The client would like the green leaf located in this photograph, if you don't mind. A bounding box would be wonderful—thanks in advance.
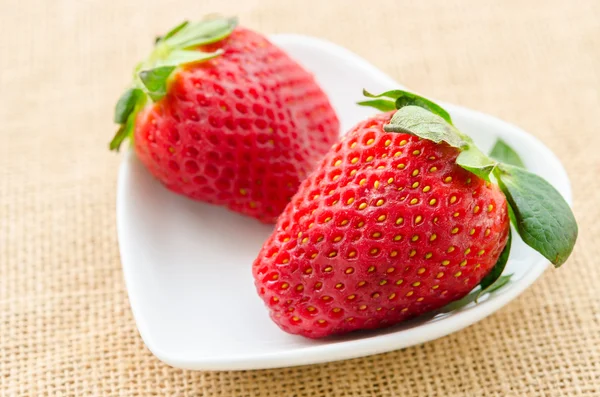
[490,138,525,168]
[383,106,467,148]
[494,164,577,267]
[476,274,513,302]
[456,146,496,181]
[164,16,238,49]
[480,228,511,291]
[114,88,143,124]
[356,99,396,112]
[363,89,453,124]
[139,66,176,102]
[162,21,190,41]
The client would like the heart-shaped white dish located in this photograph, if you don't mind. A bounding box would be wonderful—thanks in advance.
[117,34,572,370]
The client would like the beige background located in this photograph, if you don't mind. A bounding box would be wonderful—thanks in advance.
[1,0,599,395]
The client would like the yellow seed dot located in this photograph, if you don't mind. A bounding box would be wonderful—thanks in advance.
[328,251,337,258]
[433,217,439,223]
[357,221,365,228]
[417,297,424,302]
[308,223,314,229]
[271,274,279,280]
[412,282,421,287]
[377,215,387,222]
[372,293,380,299]
[350,169,357,176]
[410,250,417,257]
[358,203,367,210]
[345,267,354,274]
[366,138,374,145]
[324,266,333,272]
[350,141,357,148]
[460,260,468,267]
[450,196,457,204]
[436,272,444,279]
[347,294,356,300]
[475,263,482,268]
[415,215,423,224]
[485,229,491,236]
[292,316,300,321]
[383,139,392,147]
[318,319,326,324]
[442,260,450,266]
[396,279,404,285]
[249,202,257,208]
[465,248,471,255]
[413,150,421,156]
[429,198,437,206]
[430,234,437,242]
[394,151,402,157]
[469,228,476,235]
[333,236,342,243]
[296,285,304,292]
[370,248,379,255]
[418,268,426,275]
[401,308,409,312]
[423,186,431,193]
[466,177,472,184]
[394,235,402,241]
[411,235,419,242]
[432,285,440,289]
[307,306,315,312]
[376,307,382,311]
[357,281,366,287]
[429,166,438,172]
[390,250,398,257]
[474,205,480,214]
[366,156,374,162]
[387,178,394,184]
[345,197,355,205]
[322,295,331,301]
[332,175,340,181]
[317,236,324,242]
[451,227,459,234]
[410,198,419,205]
[335,283,343,289]
[488,204,494,212]
[453,212,460,217]
[239,188,248,196]
[425,252,433,259]
[324,217,332,223]
[368,266,375,273]
[478,249,485,256]
[282,258,289,264]
[340,219,349,226]
[375,199,385,206]
[388,293,397,300]
[334,159,342,166]
[374,180,380,188]
[372,232,381,238]
[406,291,414,297]
[454,271,462,277]
[359,178,367,185]
[397,163,406,169]
[444,176,453,183]
[380,280,388,286]
[351,157,359,164]
[412,169,419,177]
[272,297,279,302]
[333,308,341,313]
[359,305,367,310]
[310,253,317,259]
[400,140,408,146]
[283,237,290,242]
[396,217,404,225]
[281,283,289,289]
[447,246,455,253]
[328,190,335,195]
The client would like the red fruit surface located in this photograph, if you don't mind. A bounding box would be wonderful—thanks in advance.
[253,112,510,338]
[133,27,339,223]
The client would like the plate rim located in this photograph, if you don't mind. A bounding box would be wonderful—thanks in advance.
[117,33,573,371]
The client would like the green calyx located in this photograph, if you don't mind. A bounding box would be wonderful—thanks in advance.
[358,89,577,292]
[109,16,238,151]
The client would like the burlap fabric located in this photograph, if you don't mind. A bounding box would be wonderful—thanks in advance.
[1,0,599,395]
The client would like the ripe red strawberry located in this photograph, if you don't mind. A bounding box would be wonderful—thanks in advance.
[253,90,577,338]
[110,17,339,223]
[253,112,509,337]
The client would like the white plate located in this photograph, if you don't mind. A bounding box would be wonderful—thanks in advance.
[117,34,572,370]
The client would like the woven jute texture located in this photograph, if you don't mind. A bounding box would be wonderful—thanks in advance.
[1,0,599,395]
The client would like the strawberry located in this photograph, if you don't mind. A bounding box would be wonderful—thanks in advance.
[110,17,339,223]
[253,90,577,338]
